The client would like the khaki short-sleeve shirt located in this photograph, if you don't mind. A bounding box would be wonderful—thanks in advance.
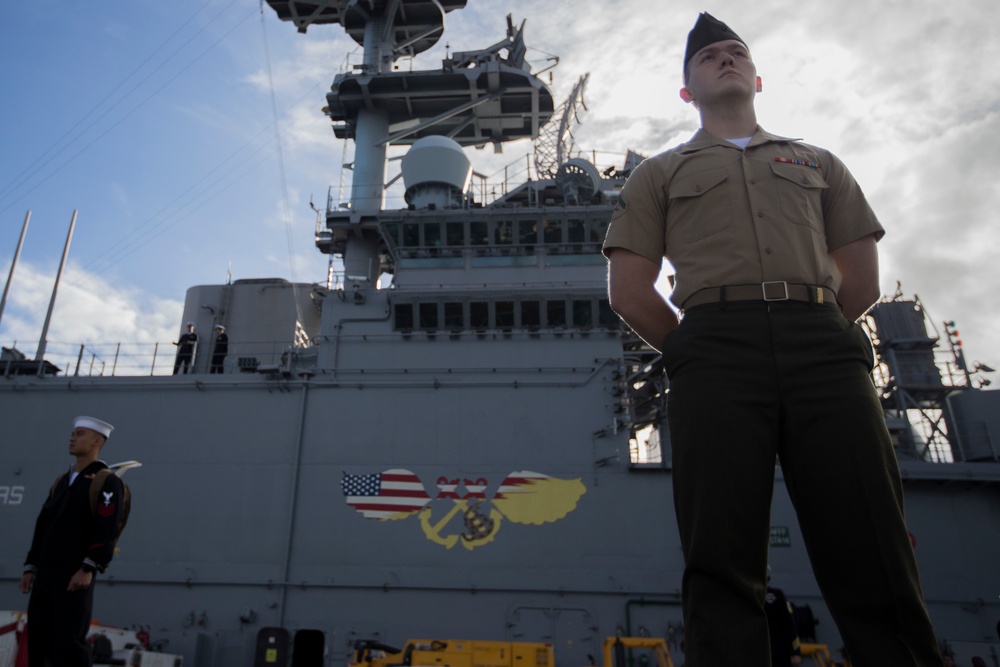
[603,127,884,309]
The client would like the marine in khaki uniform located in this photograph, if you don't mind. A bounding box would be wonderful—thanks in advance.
[603,12,943,667]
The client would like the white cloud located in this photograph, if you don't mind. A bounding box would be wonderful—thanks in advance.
[0,260,182,375]
[509,0,1000,365]
[2,0,997,371]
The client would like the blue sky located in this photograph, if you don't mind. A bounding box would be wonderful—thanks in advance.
[1,0,998,380]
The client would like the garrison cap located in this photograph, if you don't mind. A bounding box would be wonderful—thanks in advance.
[74,415,114,438]
[684,12,747,68]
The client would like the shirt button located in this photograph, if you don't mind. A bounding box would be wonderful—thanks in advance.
[764,247,773,254]
[757,210,765,217]
[694,185,703,192]
[801,176,809,184]
[750,179,757,185]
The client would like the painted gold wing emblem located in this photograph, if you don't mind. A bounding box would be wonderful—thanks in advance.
[492,470,586,525]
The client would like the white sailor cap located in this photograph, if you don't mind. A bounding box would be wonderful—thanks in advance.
[73,416,115,438]
[214,324,225,331]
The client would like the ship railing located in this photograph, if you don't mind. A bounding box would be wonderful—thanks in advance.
[2,341,152,377]
[324,149,630,216]
[1,339,310,378]
[870,345,972,393]
[474,149,627,206]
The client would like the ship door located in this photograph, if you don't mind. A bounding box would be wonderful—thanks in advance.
[292,629,325,667]
[253,627,291,667]
[508,606,597,667]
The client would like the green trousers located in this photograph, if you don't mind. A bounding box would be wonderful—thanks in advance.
[662,300,942,667]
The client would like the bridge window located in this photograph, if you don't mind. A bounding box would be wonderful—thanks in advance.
[444,302,464,329]
[521,301,540,328]
[402,223,420,248]
[519,220,538,244]
[547,300,566,327]
[470,221,488,246]
[396,297,612,334]
[470,302,489,329]
[419,303,439,330]
[424,223,442,250]
[496,301,515,328]
[446,222,465,247]
[542,218,561,244]
[573,300,593,328]
[494,221,513,245]
[394,303,414,330]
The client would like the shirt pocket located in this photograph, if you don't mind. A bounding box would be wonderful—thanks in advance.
[770,162,829,233]
[667,168,733,243]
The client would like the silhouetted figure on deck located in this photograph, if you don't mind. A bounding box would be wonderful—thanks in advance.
[210,324,228,374]
[173,322,198,375]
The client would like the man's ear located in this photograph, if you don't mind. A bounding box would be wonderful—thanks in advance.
[756,76,763,93]
[679,87,695,104]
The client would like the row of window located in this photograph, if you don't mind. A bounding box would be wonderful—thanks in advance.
[393,297,620,331]
[383,215,609,250]
[395,243,605,260]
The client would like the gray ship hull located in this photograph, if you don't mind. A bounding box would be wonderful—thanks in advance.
[2,345,1000,666]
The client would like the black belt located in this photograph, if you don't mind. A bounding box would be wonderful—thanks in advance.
[681,282,838,310]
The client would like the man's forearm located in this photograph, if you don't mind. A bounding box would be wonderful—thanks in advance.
[830,234,881,322]
[607,248,679,352]
[614,297,679,352]
[837,284,879,322]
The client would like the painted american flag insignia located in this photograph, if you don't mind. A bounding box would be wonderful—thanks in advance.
[341,469,431,521]
[342,469,586,550]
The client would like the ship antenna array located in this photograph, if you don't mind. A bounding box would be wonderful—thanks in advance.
[534,73,590,179]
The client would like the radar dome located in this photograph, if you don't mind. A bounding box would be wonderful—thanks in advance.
[401,135,472,209]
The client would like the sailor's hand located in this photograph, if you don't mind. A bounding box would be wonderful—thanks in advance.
[18,572,34,594]
[68,568,93,591]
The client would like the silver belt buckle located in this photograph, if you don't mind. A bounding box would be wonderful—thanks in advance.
[761,281,789,301]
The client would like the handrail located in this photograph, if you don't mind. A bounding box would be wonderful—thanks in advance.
[0,339,311,378]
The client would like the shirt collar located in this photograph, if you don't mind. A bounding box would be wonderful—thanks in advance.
[679,126,800,154]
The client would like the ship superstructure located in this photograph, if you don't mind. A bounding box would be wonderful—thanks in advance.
[1,3,999,667]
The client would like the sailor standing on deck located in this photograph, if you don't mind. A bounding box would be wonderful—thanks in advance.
[210,324,228,374]
[173,322,198,374]
[18,416,124,667]
[603,13,943,666]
